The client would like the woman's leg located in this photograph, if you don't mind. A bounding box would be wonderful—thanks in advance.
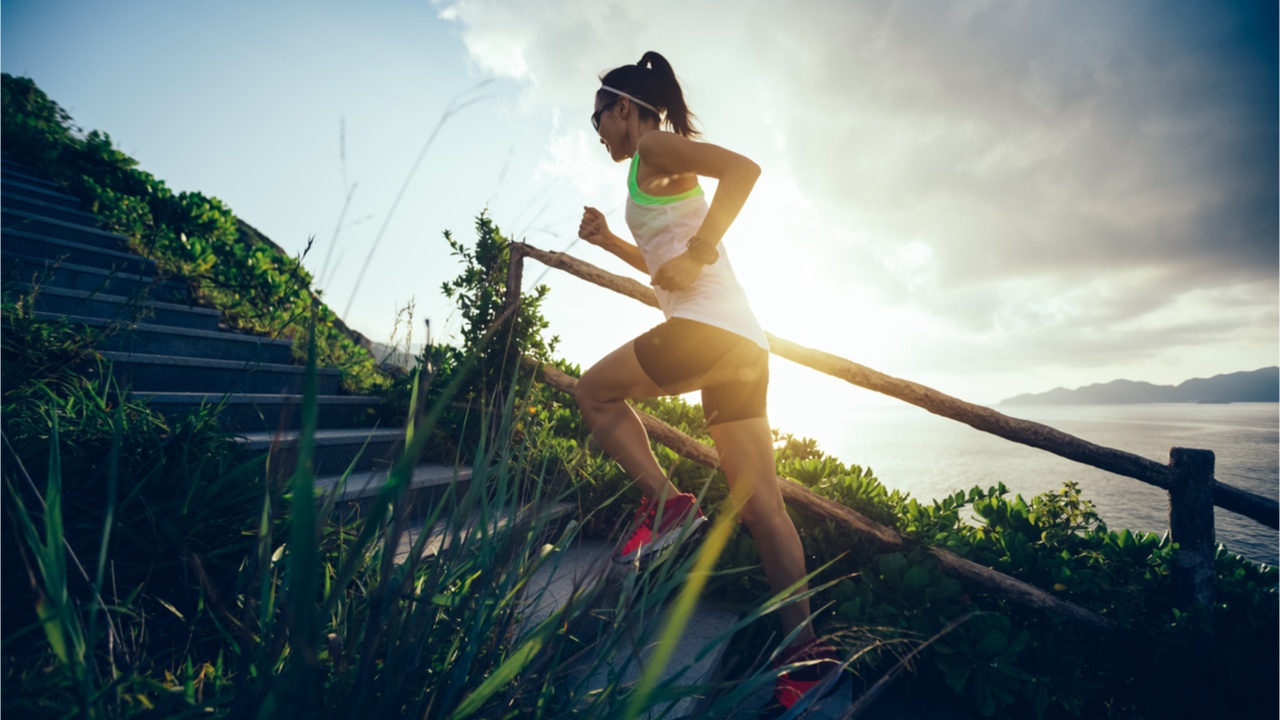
[574,341,682,502]
[709,416,816,647]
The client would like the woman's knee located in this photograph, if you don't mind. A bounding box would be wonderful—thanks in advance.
[737,484,785,528]
[574,366,623,415]
[572,371,601,411]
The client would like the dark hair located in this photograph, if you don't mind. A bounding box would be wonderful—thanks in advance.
[597,51,700,138]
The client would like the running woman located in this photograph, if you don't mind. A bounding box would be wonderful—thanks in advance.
[574,51,840,718]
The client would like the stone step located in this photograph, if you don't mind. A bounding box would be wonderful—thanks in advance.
[319,463,474,518]
[3,228,153,274]
[16,283,222,331]
[39,313,294,364]
[521,538,617,631]
[1,191,101,226]
[0,176,81,210]
[239,427,404,477]
[97,351,339,395]
[520,533,861,719]
[2,252,188,304]
[2,208,130,252]
[135,391,384,432]
[396,501,576,563]
[0,162,66,192]
[522,536,744,719]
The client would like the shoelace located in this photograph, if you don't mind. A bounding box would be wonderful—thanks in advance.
[633,496,655,524]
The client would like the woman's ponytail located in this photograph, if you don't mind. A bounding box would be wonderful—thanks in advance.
[598,51,701,138]
[637,51,699,138]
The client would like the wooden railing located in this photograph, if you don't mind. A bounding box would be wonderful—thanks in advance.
[505,241,1278,620]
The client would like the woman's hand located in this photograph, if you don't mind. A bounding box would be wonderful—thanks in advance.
[578,206,614,248]
[651,252,704,292]
[579,206,651,274]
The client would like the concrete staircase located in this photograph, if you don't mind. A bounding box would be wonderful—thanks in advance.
[0,154,468,506]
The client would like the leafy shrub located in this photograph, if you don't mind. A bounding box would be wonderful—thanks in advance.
[817,480,1279,719]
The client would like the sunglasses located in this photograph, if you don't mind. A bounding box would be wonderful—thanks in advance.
[591,97,619,132]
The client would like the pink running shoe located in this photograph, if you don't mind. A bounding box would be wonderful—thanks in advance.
[757,638,842,719]
[613,492,707,564]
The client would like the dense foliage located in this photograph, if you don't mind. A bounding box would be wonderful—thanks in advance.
[2,296,279,715]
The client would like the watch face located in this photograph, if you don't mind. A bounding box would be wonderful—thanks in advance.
[689,237,718,264]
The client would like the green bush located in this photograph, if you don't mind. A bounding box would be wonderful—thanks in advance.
[813,480,1279,718]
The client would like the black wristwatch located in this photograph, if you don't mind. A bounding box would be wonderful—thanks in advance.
[685,235,719,265]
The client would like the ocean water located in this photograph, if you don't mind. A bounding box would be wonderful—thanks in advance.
[784,402,1279,567]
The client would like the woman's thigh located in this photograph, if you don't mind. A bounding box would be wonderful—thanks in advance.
[577,340,672,403]
[632,318,764,388]
[582,318,767,406]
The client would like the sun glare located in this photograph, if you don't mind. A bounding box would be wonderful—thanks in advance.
[711,170,943,436]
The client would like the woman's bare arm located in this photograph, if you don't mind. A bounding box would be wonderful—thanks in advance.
[579,206,649,274]
[639,132,760,291]
[637,131,760,247]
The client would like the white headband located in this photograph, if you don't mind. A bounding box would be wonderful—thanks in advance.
[600,85,661,114]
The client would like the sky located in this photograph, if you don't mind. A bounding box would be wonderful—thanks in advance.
[3,0,1277,437]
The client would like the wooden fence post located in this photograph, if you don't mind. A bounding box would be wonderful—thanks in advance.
[505,243,526,316]
[1169,447,1216,616]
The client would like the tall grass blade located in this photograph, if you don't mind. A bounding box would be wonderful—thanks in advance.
[5,410,92,710]
[284,316,321,702]
[87,396,123,684]
[450,611,562,720]
[622,504,740,720]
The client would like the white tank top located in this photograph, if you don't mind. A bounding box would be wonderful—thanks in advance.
[623,152,769,350]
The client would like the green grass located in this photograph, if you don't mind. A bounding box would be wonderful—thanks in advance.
[1,305,818,718]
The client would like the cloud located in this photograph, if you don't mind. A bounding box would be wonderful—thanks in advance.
[436,0,1278,386]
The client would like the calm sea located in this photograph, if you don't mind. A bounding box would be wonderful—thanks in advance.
[783,402,1279,567]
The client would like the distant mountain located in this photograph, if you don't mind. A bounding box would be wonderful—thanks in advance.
[1000,367,1279,405]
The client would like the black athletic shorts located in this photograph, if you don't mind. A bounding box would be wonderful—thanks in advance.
[632,317,769,426]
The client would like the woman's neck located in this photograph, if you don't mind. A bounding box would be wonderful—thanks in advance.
[622,119,663,156]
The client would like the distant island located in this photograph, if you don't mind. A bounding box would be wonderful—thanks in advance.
[1000,367,1279,405]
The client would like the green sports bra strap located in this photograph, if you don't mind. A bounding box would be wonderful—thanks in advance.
[629,153,705,206]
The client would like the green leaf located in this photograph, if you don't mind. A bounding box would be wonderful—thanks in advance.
[976,630,1008,658]
[450,631,545,720]
[1033,684,1050,720]
[903,565,931,595]
[34,595,69,664]
[878,552,908,580]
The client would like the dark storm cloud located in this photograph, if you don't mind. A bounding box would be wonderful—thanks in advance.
[775,0,1277,338]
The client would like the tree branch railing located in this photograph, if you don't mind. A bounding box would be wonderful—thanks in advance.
[507,241,1278,615]
[526,358,1115,631]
